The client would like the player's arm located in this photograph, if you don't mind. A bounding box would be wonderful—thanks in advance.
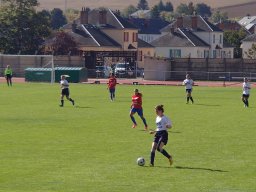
[166,118,172,129]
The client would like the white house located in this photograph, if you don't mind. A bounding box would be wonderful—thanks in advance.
[241,34,256,59]
[151,16,234,59]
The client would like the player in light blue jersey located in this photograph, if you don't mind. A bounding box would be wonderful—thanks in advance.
[149,105,173,167]
[183,74,194,104]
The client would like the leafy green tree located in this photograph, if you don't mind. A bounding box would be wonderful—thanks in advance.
[195,3,212,17]
[211,10,228,23]
[0,0,51,54]
[51,8,67,30]
[158,0,165,12]
[245,43,256,59]
[151,5,160,18]
[224,29,247,48]
[65,8,79,23]
[165,1,174,12]
[50,31,78,55]
[122,5,138,18]
[137,0,149,10]
[176,3,190,15]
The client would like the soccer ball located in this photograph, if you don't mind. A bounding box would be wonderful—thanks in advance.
[137,157,145,166]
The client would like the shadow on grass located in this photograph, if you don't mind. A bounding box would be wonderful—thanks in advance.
[143,165,227,172]
[174,166,228,172]
[194,103,220,107]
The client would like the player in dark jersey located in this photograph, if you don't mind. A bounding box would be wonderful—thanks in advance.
[107,74,117,101]
[130,89,148,130]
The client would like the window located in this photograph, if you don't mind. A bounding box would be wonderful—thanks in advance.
[138,51,143,61]
[204,50,209,58]
[132,32,138,42]
[124,32,129,42]
[220,34,222,44]
[213,50,216,58]
[213,34,215,44]
[170,49,181,58]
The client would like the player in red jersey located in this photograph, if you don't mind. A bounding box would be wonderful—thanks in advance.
[130,89,148,130]
[107,74,117,101]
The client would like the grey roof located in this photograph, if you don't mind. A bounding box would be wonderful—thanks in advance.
[127,18,170,34]
[242,34,256,42]
[138,39,154,48]
[151,28,209,47]
[161,15,222,33]
[239,16,256,26]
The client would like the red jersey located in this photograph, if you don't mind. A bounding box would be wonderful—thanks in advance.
[132,93,142,109]
[108,77,117,89]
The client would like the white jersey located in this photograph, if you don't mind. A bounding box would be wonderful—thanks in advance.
[60,79,69,89]
[183,79,193,89]
[156,115,172,132]
[243,82,251,95]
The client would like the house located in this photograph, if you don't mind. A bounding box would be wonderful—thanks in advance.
[130,10,151,19]
[241,34,256,59]
[126,18,170,43]
[216,20,251,35]
[151,15,234,59]
[45,8,154,70]
[238,16,256,34]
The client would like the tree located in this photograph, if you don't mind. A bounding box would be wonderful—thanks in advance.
[245,44,256,59]
[0,0,51,54]
[195,3,212,17]
[137,0,149,10]
[211,10,228,23]
[176,3,190,15]
[122,5,138,18]
[51,31,78,55]
[165,1,174,12]
[65,8,79,23]
[151,5,160,18]
[224,29,247,48]
[51,8,67,30]
[158,0,165,12]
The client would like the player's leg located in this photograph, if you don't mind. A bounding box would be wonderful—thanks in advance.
[241,95,247,106]
[130,109,137,128]
[138,109,148,130]
[60,94,64,107]
[112,88,116,100]
[189,92,194,103]
[157,135,173,166]
[150,142,157,166]
[245,95,249,107]
[109,88,114,101]
[9,76,12,86]
[66,89,75,105]
[186,90,190,103]
[6,76,9,86]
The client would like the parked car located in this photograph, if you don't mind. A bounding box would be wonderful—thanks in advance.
[96,66,112,78]
[114,63,129,77]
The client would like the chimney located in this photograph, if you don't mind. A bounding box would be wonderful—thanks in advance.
[191,16,197,30]
[170,25,175,33]
[99,9,107,25]
[177,17,183,28]
[72,21,77,32]
[80,7,89,25]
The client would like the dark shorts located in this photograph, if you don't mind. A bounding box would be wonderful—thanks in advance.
[131,107,143,116]
[242,94,249,99]
[6,74,12,79]
[186,89,192,93]
[154,130,168,145]
[62,88,70,96]
[109,88,115,93]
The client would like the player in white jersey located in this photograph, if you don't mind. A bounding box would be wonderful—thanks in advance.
[149,105,173,167]
[241,78,251,107]
[183,74,194,104]
[60,75,75,107]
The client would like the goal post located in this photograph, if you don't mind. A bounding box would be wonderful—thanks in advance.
[0,54,55,83]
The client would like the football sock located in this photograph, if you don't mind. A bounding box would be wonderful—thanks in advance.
[113,93,115,99]
[190,97,194,103]
[130,115,137,125]
[187,97,189,103]
[242,99,246,105]
[246,100,249,107]
[61,100,64,106]
[141,117,148,127]
[110,93,113,100]
[150,151,155,165]
[160,149,171,159]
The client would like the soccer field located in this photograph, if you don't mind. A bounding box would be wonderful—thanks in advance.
[0,83,255,192]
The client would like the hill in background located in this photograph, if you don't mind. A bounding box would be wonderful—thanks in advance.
[37,0,256,19]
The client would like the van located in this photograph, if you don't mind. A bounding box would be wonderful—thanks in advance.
[114,63,128,76]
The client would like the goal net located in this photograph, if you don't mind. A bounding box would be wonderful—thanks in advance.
[0,54,55,83]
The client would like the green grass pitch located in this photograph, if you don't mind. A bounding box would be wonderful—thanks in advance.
[0,83,255,192]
